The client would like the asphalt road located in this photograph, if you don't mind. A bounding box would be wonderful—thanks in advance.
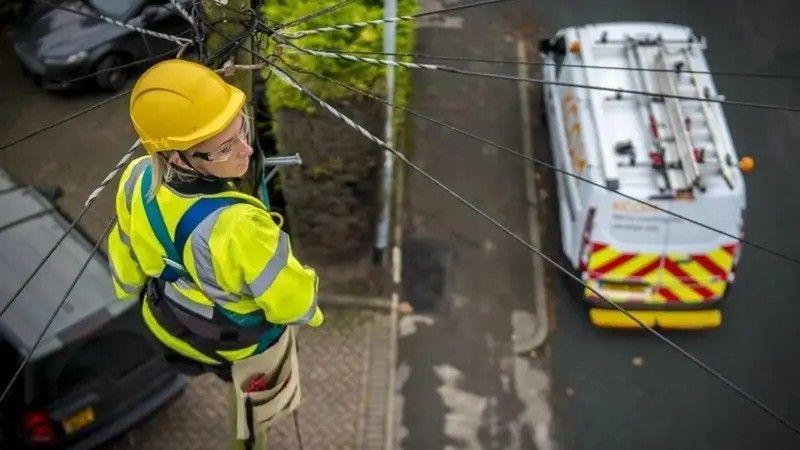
[0,36,136,242]
[3,1,799,449]
[533,1,800,449]
[397,1,551,449]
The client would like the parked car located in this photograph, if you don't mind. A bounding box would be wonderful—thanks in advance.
[11,0,192,91]
[540,23,747,329]
[0,167,185,449]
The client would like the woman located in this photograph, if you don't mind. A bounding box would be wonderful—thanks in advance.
[108,59,321,449]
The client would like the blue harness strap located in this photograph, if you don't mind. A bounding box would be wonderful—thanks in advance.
[139,165,284,349]
[140,165,244,282]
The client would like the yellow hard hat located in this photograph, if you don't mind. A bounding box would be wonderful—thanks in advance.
[130,59,245,154]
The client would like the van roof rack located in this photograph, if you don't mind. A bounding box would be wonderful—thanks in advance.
[623,37,737,192]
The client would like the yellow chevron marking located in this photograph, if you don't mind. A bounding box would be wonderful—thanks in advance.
[660,271,705,303]
[705,280,727,297]
[586,245,731,305]
[677,259,714,280]
[611,254,659,278]
[587,246,619,270]
[707,248,734,272]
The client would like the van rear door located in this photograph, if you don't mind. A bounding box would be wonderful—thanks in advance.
[585,196,742,306]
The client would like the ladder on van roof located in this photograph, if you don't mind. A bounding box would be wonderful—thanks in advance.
[625,38,736,193]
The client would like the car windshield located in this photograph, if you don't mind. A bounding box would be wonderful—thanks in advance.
[85,0,145,19]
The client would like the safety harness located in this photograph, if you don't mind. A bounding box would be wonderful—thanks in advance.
[140,165,285,366]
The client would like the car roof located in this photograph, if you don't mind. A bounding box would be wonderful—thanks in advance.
[0,168,128,360]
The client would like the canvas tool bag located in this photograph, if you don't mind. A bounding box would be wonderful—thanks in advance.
[231,326,302,440]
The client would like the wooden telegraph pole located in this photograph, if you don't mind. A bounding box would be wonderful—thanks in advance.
[203,0,264,197]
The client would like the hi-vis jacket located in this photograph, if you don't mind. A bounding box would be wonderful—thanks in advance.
[108,156,321,365]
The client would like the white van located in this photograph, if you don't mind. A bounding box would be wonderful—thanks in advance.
[540,23,747,329]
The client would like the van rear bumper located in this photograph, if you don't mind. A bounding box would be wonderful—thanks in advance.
[584,292,723,310]
[583,278,728,308]
[589,308,721,329]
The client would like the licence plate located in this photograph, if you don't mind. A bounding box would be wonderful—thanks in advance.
[601,281,648,293]
[62,407,95,435]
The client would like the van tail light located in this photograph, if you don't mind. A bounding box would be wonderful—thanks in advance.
[725,242,741,282]
[23,411,58,446]
[578,207,597,271]
[728,209,745,280]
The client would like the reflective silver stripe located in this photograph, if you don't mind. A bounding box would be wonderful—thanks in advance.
[289,295,318,325]
[109,260,140,294]
[247,231,290,298]
[118,225,131,247]
[164,283,214,320]
[190,208,239,304]
[116,224,141,265]
[124,158,150,211]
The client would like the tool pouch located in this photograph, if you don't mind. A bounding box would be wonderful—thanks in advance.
[231,326,302,440]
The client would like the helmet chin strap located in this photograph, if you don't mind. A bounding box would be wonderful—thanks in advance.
[176,151,201,173]
[172,151,219,181]
[170,151,241,182]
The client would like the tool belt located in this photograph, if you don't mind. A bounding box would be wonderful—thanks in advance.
[232,326,302,442]
[145,279,285,367]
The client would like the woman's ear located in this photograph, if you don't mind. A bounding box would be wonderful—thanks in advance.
[167,151,182,165]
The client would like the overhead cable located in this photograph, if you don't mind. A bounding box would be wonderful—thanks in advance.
[267,60,800,438]
[280,59,800,266]
[0,28,249,152]
[0,218,116,404]
[286,47,800,113]
[280,0,519,38]
[170,0,195,24]
[0,90,131,151]
[178,9,800,438]
[309,48,800,81]
[283,58,800,264]
[3,7,270,329]
[58,43,188,87]
[32,0,192,46]
[277,0,357,31]
[1,140,140,317]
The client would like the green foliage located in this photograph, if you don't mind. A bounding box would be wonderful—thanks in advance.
[262,0,418,117]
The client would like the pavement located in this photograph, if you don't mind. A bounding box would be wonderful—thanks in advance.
[0,36,131,242]
[0,34,397,450]
[395,1,554,449]
[107,306,393,450]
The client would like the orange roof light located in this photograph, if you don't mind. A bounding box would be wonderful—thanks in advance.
[739,156,755,173]
[569,41,581,54]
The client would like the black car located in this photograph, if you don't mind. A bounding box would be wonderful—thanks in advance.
[0,168,185,449]
[11,0,191,91]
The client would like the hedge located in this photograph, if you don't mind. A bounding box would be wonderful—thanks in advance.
[262,0,418,126]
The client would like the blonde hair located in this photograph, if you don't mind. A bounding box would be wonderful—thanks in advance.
[147,151,202,200]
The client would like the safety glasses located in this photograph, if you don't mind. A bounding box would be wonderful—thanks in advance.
[190,115,250,162]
